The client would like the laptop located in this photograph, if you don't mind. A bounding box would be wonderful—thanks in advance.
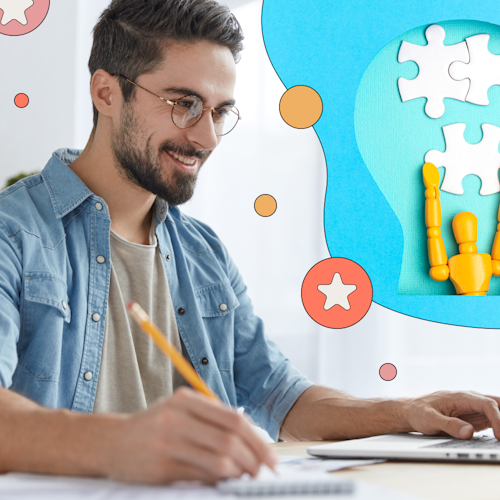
[307,429,500,463]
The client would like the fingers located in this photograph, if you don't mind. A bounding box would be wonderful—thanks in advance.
[422,392,500,439]
[459,413,491,430]
[165,462,219,485]
[429,410,474,439]
[171,388,277,469]
[454,394,500,439]
[168,440,244,479]
[171,411,262,477]
[479,397,500,439]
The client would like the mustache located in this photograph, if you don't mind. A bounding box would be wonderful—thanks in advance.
[162,142,210,161]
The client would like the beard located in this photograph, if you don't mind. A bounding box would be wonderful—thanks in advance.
[111,103,210,206]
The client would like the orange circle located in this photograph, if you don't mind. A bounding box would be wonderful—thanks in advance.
[279,85,323,129]
[14,94,29,108]
[254,195,277,217]
[301,258,373,329]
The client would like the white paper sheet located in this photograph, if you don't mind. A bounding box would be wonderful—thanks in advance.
[0,455,420,500]
[277,455,386,472]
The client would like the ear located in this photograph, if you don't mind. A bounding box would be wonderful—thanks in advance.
[91,69,122,122]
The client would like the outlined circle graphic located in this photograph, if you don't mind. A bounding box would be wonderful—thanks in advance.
[14,93,29,108]
[379,363,397,381]
[279,85,323,129]
[301,258,373,329]
[254,194,277,217]
[0,0,50,36]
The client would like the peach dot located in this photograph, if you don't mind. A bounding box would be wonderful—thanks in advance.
[14,94,29,108]
[379,363,397,381]
[255,195,277,217]
[279,85,323,129]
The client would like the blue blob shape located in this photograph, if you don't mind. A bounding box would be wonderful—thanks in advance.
[262,0,500,327]
[354,21,500,296]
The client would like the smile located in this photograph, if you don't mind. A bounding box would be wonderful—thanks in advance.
[163,149,198,171]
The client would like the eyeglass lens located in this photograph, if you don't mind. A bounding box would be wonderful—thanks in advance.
[171,96,239,136]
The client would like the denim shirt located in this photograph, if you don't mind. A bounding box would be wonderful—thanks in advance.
[0,148,313,440]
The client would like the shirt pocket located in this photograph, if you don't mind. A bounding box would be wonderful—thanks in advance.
[195,282,239,372]
[18,273,71,381]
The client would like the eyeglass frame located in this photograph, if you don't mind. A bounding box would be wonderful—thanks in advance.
[113,74,241,136]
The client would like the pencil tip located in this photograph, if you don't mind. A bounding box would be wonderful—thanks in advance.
[127,301,136,311]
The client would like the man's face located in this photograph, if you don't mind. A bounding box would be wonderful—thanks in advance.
[111,40,237,206]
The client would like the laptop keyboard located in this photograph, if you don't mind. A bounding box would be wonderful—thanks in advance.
[424,435,500,449]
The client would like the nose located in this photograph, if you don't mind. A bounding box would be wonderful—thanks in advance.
[184,108,219,151]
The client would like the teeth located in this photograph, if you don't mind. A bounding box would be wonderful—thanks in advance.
[167,151,196,165]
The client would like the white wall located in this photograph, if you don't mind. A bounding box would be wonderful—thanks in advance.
[181,1,329,381]
[0,0,77,187]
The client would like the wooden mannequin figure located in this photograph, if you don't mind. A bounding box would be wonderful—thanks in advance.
[422,162,500,295]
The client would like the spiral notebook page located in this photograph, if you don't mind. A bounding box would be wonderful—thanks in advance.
[217,465,354,496]
[216,456,387,496]
[0,471,424,500]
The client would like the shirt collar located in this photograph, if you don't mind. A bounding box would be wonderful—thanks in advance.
[42,148,169,224]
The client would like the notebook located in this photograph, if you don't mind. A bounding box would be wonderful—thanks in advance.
[217,463,354,496]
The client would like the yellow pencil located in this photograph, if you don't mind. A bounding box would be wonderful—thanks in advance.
[127,301,219,402]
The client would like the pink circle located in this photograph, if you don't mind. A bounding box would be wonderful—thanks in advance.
[0,0,50,36]
[379,363,397,381]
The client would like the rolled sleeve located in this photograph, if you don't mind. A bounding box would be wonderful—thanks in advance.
[225,246,314,441]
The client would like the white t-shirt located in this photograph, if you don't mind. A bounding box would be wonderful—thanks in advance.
[93,213,186,413]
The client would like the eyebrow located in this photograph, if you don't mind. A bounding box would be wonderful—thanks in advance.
[162,87,236,107]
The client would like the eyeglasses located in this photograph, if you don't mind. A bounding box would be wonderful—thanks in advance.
[115,74,241,136]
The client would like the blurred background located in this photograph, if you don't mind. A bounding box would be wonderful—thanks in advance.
[1,0,500,439]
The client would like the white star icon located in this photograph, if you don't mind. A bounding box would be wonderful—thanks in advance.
[0,0,34,26]
[317,273,357,311]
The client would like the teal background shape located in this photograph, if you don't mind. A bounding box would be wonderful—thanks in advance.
[354,20,500,296]
[262,0,500,328]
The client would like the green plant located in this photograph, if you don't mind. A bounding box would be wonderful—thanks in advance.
[4,172,39,189]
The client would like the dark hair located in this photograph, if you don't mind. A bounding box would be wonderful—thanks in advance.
[88,0,244,134]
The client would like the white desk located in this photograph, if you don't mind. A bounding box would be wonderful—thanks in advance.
[0,441,493,499]
[273,441,498,500]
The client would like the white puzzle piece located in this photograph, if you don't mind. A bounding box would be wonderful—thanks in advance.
[425,123,500,195]
[398,24,470,118]
[449,34,500,106]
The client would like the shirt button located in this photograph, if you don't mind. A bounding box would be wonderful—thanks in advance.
[165,254,171,261]
[95,202,103,211]
[84,371,93,381]
[62,301,67,310]
[96,255,106,264]
[201,357,209,365]
[177,307,185,315]
[92,313,101,322]
[219,303,227,312]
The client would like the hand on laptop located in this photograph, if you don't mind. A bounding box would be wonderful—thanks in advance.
[402,390,500,440]
[104,387,277,484]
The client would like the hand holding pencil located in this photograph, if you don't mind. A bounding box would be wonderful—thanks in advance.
[117,300,277,484]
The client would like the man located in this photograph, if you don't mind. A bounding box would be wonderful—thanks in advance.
[0,0,499,486]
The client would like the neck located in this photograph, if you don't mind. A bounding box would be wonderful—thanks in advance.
[68,132,156,245]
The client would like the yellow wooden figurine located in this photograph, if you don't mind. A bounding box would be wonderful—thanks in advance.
[423,162,494,295]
